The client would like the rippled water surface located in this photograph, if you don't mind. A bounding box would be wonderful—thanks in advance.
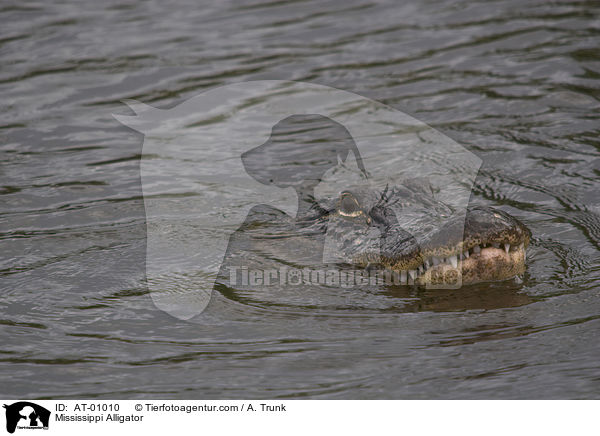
[2,0,600,399]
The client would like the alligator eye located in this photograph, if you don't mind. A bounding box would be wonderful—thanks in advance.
[338,193,362,217]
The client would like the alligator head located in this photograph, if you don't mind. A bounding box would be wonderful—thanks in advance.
[322,178,531,286]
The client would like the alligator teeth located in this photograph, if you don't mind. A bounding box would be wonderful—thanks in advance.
[464,250,469,258]
[400,271,407,284]
[519,242,524,251]
[418,265,424,275]
[432,257,440,266]
[504,243,510,254]
[449,255,458,268]
[425,259,431,269]
[492,242,500,248]
[472,245,481,254]
[408,270,416,281]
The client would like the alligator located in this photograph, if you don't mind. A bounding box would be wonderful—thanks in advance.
[216,114,531,290]
[217,179,531,289]
[322,180,531,286]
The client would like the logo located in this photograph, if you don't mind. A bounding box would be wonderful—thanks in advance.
[3,402,50,434]
[115,80,481,320]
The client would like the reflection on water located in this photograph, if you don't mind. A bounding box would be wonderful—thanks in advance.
[382,282,533,313]
[1,0,599,399]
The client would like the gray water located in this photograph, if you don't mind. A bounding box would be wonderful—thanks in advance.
[2,0,600,399]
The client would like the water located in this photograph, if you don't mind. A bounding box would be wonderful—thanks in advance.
[1,0,599,399]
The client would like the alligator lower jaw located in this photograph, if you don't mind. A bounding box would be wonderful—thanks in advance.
[387,242,528,286]
[417,243,527,286]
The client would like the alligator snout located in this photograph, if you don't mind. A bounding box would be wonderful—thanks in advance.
[415,206,531,285]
